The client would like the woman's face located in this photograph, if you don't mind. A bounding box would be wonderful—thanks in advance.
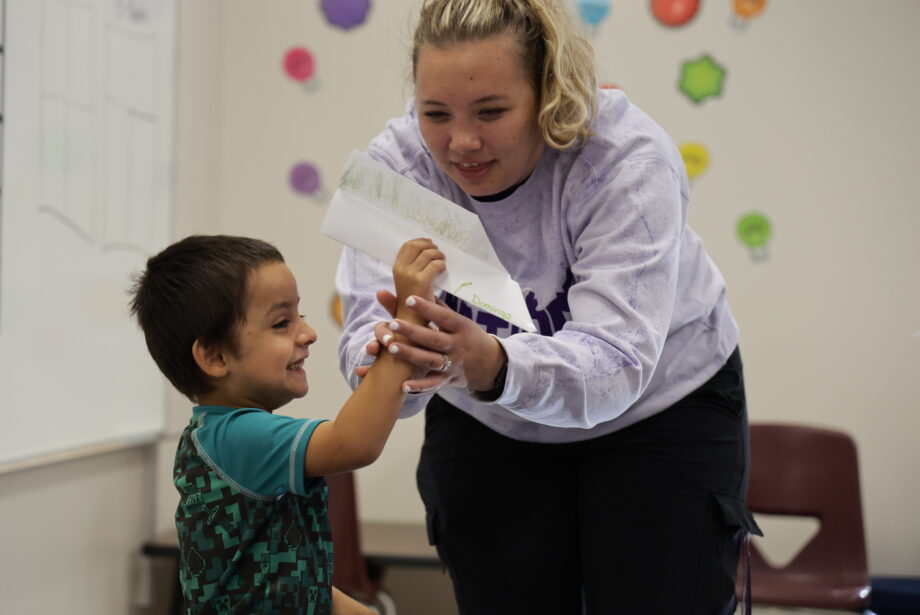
[415,33,544,197]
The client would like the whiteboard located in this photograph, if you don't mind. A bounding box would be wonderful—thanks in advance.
[0,0,175,466]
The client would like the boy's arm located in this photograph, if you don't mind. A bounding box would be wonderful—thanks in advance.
[332,587,376,615]
[305,238,444,477]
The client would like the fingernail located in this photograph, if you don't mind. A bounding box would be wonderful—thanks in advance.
[406,296,417,307]
[389,321,400,331]
[402,384,413,393]
[382,333,393,345]
[388,344,399,354]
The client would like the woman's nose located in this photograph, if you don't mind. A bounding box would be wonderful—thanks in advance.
[449,122,482,153]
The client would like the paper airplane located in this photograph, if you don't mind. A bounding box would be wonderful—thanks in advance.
[320,150,536,332]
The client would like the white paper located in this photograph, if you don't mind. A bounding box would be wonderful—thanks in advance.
[320,150,537,332]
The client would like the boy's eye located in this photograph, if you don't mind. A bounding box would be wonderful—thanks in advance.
[272,319,290,329]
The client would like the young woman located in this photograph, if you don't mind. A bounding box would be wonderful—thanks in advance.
[335,1,760,613]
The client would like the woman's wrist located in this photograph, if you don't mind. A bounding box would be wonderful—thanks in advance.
[471,358,507,402]
[470,337,508,400]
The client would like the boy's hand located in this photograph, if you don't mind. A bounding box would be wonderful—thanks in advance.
[332,587,377,615]
[392,238,445,326]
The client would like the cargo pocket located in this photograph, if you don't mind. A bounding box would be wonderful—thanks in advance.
[713,492,762,542]
[417,454,449,572]
[714,493,762,615]
[424,507,439,547]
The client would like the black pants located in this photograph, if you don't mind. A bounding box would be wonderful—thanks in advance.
[417,348,759,615]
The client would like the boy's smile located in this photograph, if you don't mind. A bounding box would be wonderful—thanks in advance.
[209,261,317,411]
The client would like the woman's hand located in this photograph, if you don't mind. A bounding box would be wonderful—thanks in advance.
[357,292,507,395]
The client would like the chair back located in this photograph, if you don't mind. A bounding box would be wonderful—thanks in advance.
[743,422,871,610]
[326,471,376,602]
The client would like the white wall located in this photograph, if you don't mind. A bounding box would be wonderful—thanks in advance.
[208,0,428,525]
[0,3,222,615]
[4,6,911,613]
[153,0,225,537]
[0,448,155,614]
[591,1,920,575]
[198,0,920,576]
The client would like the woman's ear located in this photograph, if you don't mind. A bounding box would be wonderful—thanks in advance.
[192,338,229,379]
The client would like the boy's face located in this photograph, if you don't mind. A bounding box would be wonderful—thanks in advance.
[216,261,317,411]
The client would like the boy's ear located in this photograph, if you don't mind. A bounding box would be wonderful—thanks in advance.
[192,338,229,379]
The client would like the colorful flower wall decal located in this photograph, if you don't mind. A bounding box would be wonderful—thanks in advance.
[330,293,343,327]
[679,142,710,180]
[730,0,767,29]
[289,161,327,201]
[321,0,371,30]
[283,46,319,91]
[737,212,772,261]
[650,0,700,28]
[577,0,612,30]
[679,53,726,104]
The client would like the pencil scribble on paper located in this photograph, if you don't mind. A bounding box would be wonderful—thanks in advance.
[339,156,476,249]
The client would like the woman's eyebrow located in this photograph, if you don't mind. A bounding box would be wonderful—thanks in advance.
[472,95,509,104]
[420,95,510,106]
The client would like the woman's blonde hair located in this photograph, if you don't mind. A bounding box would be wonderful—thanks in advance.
[412,0,597,150]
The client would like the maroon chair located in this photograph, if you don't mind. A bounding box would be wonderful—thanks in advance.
[326,471,395,613]
[738,423,874,613]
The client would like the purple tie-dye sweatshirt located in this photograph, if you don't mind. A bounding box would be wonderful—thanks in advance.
[335,89,739,443]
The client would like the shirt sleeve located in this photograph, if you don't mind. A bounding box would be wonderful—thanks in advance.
[492,156,686,428]
[193,409,326,498]
[334,111,440,419]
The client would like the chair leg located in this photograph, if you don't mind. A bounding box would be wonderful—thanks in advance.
[170,554,182,615]
[375,589,397,615]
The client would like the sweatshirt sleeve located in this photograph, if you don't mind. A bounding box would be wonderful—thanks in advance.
[487,155,687,429]
[334,107,439,418]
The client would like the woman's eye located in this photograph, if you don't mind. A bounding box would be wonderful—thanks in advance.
[423,111,449,121]
[480,108,507,119]
[272,319,290,329]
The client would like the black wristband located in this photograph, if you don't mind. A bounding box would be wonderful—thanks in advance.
[471,359,508,402]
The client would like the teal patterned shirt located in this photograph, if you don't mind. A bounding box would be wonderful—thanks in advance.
[174,406,332,614]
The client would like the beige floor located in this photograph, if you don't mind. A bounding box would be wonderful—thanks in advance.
[140,560,863,615]
[380,567,863,615]
[744,610,861,615]
[379,566,457,615]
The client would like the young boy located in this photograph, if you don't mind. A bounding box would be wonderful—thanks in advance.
[130,234,444,615]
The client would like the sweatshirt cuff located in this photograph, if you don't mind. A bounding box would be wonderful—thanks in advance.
[489,336,535,409]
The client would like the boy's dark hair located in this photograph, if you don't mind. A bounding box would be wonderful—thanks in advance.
[129,235,284,401]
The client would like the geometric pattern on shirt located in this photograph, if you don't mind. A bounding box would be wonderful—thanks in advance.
[173,426,333,615]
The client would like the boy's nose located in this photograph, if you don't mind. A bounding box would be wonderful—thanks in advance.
[298,321,317,346]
